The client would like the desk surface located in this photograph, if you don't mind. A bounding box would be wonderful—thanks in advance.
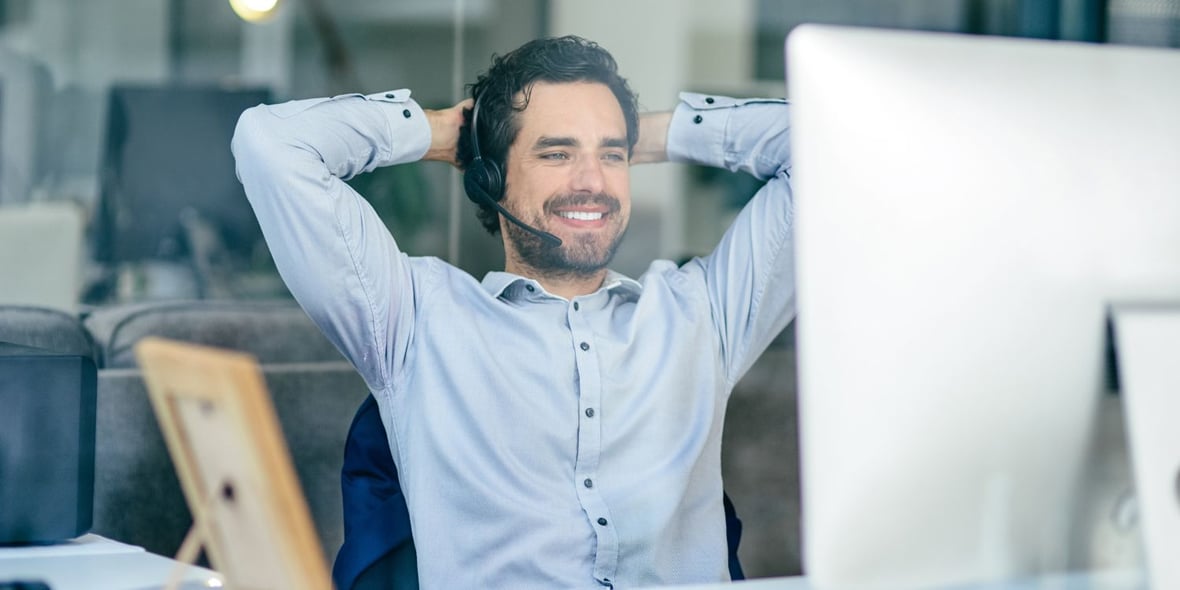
[641,568,1145,590]
[0,535,221,590]
[0,537,1146,590]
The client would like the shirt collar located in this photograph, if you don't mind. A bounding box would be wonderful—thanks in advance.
[481,270,642,301]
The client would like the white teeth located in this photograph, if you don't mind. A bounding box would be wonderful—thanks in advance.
[559,211,603,221]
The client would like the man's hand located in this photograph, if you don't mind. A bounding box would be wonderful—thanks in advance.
[631,111,673,165]
[423,98,474,167]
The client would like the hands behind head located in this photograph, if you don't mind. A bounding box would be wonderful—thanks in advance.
[425,99,670,168]
[424,98,474,167]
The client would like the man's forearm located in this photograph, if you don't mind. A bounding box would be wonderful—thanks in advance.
[666,94,790,180]
[233,91,431,184]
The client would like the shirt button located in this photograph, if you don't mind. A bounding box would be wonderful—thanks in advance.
[583,478,593,488]
[597,517,608,526]
[705,96,715,104]
[693,114,703,124]
[403,109,412,118]
[573,301,580,311]
[580,342,590,351]
[385,92,396,99]
[585,408,595,418]
[526,285,535,292]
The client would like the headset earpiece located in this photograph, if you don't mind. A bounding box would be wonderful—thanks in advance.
[463,156,504,205]
[463,96,505,204]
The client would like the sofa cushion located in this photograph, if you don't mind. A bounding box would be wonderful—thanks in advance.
[0,304,96,358]
[83,299,343,368]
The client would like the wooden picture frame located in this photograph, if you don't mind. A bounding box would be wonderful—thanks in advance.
[134,337,332,590]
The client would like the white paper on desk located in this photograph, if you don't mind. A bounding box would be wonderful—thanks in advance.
[0,534,145,559]
[1112,306,1180,590]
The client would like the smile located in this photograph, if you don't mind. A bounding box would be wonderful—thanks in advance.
[558,211,604,221]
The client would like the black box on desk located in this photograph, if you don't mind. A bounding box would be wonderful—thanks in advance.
[0,341,96,544]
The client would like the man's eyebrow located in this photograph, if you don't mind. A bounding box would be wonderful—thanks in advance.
[601,137,628,149]
[532,136,628,150]
[533,136,578,150]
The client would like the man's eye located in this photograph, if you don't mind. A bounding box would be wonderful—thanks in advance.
[540,152,568,160]
[604,152,627,162]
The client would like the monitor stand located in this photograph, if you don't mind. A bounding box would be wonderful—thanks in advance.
[1111,304,1180,589]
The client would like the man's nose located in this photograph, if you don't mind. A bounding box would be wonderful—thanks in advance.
[571,156,606,193]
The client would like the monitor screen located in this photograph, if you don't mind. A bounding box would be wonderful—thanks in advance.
[95,84,271,265]
[789,25,1180,588]
[0,341,97,544]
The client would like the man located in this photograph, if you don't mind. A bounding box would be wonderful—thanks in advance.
[232,35,793,589]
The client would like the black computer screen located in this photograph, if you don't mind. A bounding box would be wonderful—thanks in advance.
[0,341,96,544]
[95,84,271,264]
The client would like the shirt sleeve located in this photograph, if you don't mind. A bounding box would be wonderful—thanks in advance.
[230,89,432,391]
[666,92,796,385]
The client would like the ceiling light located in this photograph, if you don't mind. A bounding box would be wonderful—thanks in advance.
[229,0,282,23]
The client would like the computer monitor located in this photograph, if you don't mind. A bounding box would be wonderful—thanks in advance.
[95,84,271,267]
[788,25,1180,589]
[0,341,97,545]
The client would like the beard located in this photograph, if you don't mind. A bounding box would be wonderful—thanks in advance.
[503,192,626,280]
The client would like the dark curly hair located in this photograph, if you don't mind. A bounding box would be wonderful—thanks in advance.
[458,35,640,235]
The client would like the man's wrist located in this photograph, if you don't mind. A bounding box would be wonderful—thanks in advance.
[631,112,673,165]
[422,98,473,167]
[423,109,458,165]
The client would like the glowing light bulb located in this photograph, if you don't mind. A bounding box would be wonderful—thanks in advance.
[229,0,281,22]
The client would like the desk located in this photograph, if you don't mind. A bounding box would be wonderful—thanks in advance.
[1,538,1147,590]
[0,535,221,590]
[644,568,1146,589]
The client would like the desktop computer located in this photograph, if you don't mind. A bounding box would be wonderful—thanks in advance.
[788,25,1180,589]
[0,342,96,544]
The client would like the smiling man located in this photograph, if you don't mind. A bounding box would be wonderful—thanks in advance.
[232,36,794,589]
[495,81,631,294]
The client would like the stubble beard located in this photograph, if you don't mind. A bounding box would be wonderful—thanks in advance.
[504,193,626,281]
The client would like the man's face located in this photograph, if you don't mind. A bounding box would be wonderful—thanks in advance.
[500,81,631,276]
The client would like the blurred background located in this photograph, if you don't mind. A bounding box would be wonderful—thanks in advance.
[0,0,1176,579]
[0,0,1176,310]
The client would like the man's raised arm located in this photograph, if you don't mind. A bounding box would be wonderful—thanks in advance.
[664,93,794,385]
[231,90,462,390]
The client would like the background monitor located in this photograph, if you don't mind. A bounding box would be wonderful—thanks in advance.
[789,25,1180,588]
[0,341,96,545]
[95,84,271,268]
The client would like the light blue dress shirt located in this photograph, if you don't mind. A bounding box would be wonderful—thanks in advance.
[232,89,794,589]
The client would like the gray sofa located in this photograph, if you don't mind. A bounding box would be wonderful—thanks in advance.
[1,301,801,579]
[80,300,369,567]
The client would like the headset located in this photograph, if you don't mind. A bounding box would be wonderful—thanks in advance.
[463,94,562,247]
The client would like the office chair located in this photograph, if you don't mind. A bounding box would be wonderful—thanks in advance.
[335,395,745,590]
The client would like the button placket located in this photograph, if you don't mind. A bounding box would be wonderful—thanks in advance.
[567,299,618,582]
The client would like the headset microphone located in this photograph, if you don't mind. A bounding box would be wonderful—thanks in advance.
[463,95,563,248]
[481,191,563,248]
